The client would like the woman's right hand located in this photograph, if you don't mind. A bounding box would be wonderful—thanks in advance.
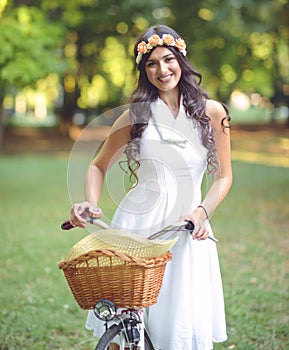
[70,201,102,228]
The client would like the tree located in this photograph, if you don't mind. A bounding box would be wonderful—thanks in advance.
[0,1,66,149]
[40,0,161,127]
[1,0,288,140]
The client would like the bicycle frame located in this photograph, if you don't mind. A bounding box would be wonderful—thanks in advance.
[94,302,149,350]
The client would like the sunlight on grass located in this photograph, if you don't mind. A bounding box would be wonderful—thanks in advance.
[232,149,289,168]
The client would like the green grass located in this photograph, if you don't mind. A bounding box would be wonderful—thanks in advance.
[213,162,289,350]
[0,155,288,349]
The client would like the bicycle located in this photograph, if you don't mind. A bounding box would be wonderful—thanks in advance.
[91,299,154,350]
[60,209,218,350]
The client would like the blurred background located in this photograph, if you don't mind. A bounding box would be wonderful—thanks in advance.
[0,0,288,146]
[0,1,288,349]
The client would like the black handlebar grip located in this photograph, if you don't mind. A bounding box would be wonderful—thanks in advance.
[61,220,75,230]
[61,207,102,231]
[185,220,195,231]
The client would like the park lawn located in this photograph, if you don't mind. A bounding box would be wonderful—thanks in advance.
[213,161,289,350]
[0,154,288,349]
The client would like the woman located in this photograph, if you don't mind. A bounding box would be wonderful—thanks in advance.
[70,24,232,350]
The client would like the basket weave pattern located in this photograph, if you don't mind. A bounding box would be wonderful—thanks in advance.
[58,248,172,309]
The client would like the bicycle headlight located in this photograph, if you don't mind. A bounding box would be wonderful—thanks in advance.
[93,299,117,321]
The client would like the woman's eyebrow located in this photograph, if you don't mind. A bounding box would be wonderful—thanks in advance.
[146,53,175,63]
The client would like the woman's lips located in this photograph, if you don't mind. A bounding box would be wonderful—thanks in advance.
[158,74,172,83]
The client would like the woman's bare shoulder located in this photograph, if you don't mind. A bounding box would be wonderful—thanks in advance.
[111,109,131,132]
[205,99,227,118]
[205,99,230,129]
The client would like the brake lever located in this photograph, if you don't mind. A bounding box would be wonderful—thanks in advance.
[148,220,218,243]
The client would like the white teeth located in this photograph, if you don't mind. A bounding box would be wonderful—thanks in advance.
[158,75,171,82]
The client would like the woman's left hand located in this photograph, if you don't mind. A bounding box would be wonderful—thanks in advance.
[183,207,209,240]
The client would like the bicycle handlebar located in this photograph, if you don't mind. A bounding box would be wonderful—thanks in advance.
[61,207,109,230]
[61,209,217,243]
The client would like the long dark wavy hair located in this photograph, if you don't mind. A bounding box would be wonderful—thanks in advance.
[123,24,230,185]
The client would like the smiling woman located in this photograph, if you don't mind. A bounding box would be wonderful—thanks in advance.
[69,24,232,350]
[145,47,182,108]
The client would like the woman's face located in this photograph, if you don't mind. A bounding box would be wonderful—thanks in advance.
[144,47,182,94]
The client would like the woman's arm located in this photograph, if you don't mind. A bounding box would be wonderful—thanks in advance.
[184,99,232,239]
[200,99,232,216]
[70,110,131,227]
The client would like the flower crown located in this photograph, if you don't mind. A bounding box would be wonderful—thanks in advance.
[136,34,187,64]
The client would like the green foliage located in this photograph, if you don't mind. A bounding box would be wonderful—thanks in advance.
[0,0,288,119]
[0,5,66,87]
[169,0,289,100]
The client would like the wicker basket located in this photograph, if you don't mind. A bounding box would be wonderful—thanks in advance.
[58,248,172,309]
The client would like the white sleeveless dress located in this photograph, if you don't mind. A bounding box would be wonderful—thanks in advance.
[86,97,227,349]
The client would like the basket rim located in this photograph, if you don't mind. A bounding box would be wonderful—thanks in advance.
[58,248,172,270]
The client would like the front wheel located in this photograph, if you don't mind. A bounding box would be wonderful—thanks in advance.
[144,329,155,350]
[95,324,122,350]
[95,324,155,350]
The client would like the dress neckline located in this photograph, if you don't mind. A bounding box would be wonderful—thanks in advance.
[150,96,188,148]
[157,95,184,120]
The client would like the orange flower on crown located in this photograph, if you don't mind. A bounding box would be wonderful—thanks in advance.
[136,33,187,64]
[137,41,149,54]
[148,34,162,47]
[175,38,187,52]
[162,34,175,46]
